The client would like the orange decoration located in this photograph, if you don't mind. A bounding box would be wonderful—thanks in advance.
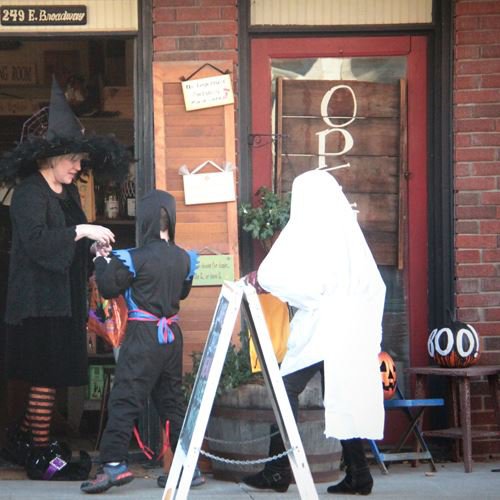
[87,274,128,348]
[427,322,480,368]
[378,351,397,400]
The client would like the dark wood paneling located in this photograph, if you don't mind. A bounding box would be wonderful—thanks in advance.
[282,117,399,156]
[277,79,404,266]
[282,79,399,117]
[280,156,398,194]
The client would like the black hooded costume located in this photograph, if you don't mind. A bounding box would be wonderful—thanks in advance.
[93,189,195,463]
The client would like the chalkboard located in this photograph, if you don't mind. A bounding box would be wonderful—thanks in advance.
[161,281,318,500]
[179,294,229,453]
[162,282,243,500]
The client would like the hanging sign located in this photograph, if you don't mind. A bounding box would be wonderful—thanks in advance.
[192,255,234,286]
[181,74,234,111]
[181,160,236,205]
[0,5,87,26]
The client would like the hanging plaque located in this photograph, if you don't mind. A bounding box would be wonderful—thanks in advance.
[192,255,235,286]
[181,74,234,111]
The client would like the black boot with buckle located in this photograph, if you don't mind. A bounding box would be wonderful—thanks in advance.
[327,439,373,495]
[242,424,292,493]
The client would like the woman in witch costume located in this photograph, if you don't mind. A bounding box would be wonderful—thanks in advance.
[0,77,130,480]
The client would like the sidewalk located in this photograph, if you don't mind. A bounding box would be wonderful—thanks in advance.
[1,460,499,499]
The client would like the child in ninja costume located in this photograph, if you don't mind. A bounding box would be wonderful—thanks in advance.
[81,189,204,494]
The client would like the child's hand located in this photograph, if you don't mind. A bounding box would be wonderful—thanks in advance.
[245,271,268,294]
[91,241,113,258]
[96,242,113,257]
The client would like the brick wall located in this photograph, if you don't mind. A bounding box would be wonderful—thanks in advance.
[454,0,500,456]
[153,0,238,62]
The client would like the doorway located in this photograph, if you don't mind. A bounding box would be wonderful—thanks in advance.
[250,36,429,439]
[0,36,136,450]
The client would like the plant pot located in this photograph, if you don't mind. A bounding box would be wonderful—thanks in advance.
[205,373,341,483]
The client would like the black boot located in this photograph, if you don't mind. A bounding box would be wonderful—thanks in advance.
[1,424,33,466]
[243,467,291,493]
[242,424,292,493]
[27,441,91,481]
[25,441,81,480]
[327,439,373,495]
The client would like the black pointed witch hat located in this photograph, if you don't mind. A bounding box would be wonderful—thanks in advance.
[0,76,131,185]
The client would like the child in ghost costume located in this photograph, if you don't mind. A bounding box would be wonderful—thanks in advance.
[243,170,386,495]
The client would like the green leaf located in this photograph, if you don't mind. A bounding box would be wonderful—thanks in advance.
[238,187,291,241]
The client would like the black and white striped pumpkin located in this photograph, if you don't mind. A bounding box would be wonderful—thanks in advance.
[427,322,480,368]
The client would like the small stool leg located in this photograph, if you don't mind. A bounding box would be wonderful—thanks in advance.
[487,375,500,429]
[450,379,460,462]
[459,377,472,473]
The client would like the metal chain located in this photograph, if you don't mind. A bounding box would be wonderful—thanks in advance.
[199,447,292,466]
[203,429,280,446]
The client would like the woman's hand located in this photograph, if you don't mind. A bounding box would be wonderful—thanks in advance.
[75,224,115,245]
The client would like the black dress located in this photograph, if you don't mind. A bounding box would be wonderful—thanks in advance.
[6,187,89,387]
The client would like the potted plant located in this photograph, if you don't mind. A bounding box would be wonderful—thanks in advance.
[183,331,341,482]
[238,187,291,252]
[182,330,262,403]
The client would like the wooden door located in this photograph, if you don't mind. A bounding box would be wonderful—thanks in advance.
[250,37,429,446]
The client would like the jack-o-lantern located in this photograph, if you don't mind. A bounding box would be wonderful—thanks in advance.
[379,351,397,400]
[427,322,480,368]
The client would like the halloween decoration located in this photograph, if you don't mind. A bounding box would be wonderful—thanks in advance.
[87,274,128,349]
[427,322,480,368]
[379,351,397,400]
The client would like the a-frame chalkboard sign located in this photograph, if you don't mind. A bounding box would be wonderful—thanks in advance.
[161,280,318,500]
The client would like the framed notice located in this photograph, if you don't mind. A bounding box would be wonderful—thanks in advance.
[162,281,318,500]
[181,74,234,111]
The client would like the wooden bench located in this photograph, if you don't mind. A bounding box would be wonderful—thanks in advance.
[407,365,500,473]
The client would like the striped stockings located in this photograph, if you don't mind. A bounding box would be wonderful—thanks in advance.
[19,386,56,447]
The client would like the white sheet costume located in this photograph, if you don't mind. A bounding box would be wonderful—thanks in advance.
[258,170,386,440]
